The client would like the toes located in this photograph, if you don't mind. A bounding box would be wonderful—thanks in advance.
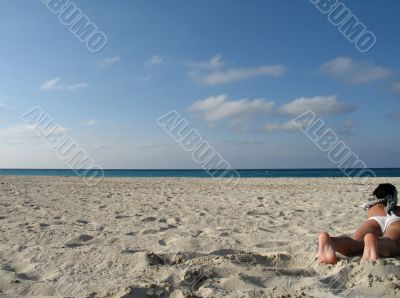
[319,232,330,243]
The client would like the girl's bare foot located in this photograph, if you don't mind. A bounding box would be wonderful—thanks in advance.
[361,233,379,262]
[318,232,337,264]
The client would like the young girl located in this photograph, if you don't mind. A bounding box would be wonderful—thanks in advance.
[318,183,400,263]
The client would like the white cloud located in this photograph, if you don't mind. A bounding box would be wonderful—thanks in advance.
[0,124,38,140]
[144,55,163,68]
[187,54,224,70]
[264,120,298,133]
[0,124,71,141]
[40,78,62,90]
[187,94,227,113]
[264,117,357,134]
[279,95,355,116]
[40,78,88,91]
[99,56,120,68]
[188,95,355,132]
[86,119,96,126]
[188,55,286,86]
[198,66,286,86]
[320,57,393,84]
[67,83,88,90]
[188,94,275,123]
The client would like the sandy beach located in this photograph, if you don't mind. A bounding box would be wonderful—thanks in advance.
[0,176,400,297]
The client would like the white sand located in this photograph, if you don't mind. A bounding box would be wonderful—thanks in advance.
[0,176,400,297]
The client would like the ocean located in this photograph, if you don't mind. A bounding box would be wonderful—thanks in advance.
[0,168,399,178]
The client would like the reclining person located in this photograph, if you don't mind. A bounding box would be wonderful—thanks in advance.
[318,183,400,263]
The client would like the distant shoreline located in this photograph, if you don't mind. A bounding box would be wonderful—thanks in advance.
[1,168,400,178]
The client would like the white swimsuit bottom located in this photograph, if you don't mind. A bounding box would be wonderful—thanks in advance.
[369,213,400,234]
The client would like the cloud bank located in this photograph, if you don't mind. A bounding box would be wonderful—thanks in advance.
[188,55,286,86]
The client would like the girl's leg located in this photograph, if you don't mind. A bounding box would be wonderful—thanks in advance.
[362,233,379,262]
[377,221,400,258]
[319,220,382,264]
[352,219,382,240]
[318,232,364,264]
[362,227,400,262]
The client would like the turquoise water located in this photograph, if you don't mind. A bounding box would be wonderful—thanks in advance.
[0,168,399,177]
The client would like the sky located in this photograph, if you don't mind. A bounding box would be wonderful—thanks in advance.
[0,0,399,169]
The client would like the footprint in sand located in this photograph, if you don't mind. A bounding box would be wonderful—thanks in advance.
[106,283,171,297]
[181,267,213,290]
[16,271,40,281]
[76,219,89,224]
[146,253,166,266]
[254,240,289,248]
[159,224,177,231]
[64,234,94,248]
[115,215,131,219]
[158,239,167,246]
[121,248,140,254]
[141,216,157,222]
[1,262,40,282]
[140,229,158,235]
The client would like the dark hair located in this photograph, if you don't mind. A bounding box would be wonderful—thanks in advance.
[372,183,397,199]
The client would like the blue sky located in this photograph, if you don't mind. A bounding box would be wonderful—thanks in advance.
[0,0,399,169]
